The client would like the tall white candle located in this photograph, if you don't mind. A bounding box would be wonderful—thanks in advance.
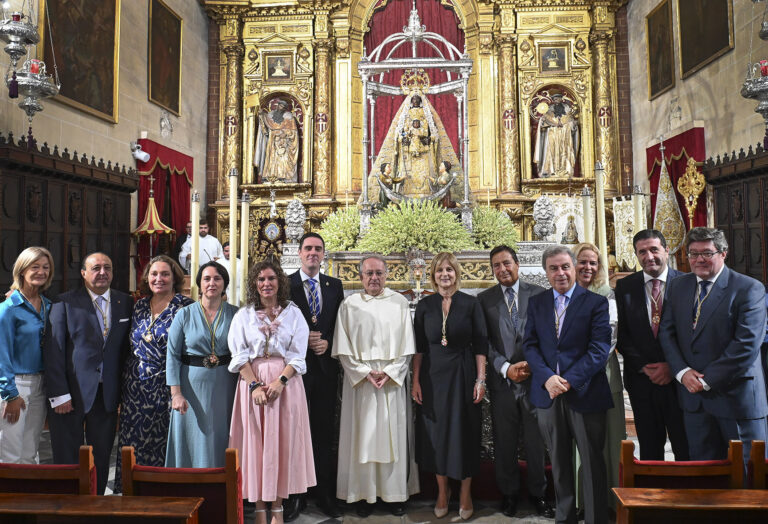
[594,163,610,272]
[633,185,645,271]
[190,191,200,300]
[228,169,238,306]
[240,191,250,306]
[581,185,594,244]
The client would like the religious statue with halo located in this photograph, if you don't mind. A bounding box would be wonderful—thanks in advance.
[363,69,462,207]
[533,92,579,178]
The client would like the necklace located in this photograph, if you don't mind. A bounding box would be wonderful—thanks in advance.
[693,282,713,328]
[143,296,171,343]
[440,296,451,347]
[93,296,109,338]
[199,301,224,368]
[649,282,664,327]
[553,299,569,336]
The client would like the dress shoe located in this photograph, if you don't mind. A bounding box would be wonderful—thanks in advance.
[356,500,375,518]
[501,495,518,517]
[316,494,342,518]
[459,506,473,520]
[282,495,302,522]
[434,488,451,518]
[529,496,554,518]
[389,502,406,516]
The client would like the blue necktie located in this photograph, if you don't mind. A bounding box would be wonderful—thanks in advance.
[506,287,519,330]
[693,280,711,322]
[307,278,320,318]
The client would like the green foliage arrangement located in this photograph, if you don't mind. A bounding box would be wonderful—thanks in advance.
[356,200,475,255]
[472,206,519,249]
[319,206,360,251]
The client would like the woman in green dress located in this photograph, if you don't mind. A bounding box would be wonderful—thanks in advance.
[165,261,239,467]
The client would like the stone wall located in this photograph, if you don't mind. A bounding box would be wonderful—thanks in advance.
[627,0,768,190]
[0,0,209,202]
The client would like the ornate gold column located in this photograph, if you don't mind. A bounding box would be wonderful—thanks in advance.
[590,31,618,195]
[313,39,333,198]
[220,16,244,200]
[498,35,520,194]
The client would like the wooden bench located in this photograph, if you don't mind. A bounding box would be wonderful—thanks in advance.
[750,440,766,488]
[0,445,95,495]
[0,492,202,523]
[613,487,768,523]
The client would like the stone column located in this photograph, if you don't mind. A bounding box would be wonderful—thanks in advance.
[590,31,618,195]
[220,34,244,200]
[313,39,333,198]
[498,35,520,194]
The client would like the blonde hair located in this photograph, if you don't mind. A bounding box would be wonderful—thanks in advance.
[429,251,462,294]
[11,246,54,292]
[573,242,608,291]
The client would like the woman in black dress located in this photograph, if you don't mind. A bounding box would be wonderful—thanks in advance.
[412,252,488,520]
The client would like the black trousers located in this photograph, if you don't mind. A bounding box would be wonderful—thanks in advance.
[48,384,117,495]
[302,366,339,498]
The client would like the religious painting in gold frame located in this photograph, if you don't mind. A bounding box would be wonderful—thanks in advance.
[149,0,183,116]
[646,0,675,100]
[37,0,120,123]
[538,45,569,75]
[264,53,293,83]
[676,0,733,79]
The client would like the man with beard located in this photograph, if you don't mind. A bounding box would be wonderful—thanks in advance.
[178,219,223,272]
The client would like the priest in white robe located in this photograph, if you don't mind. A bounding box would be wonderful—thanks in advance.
[332,254,419,517]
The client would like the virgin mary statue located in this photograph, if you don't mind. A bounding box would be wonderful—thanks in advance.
[363,74,462,207]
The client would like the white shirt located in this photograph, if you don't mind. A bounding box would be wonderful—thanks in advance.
[499,280,520,379]
[299,269,323,311]
[675,264,726,390]
[49,288,112,408]
[227,302,309,375]
[219,257,241,304]
[179,234,224,270]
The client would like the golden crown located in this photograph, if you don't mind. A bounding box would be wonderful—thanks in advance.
[400,69,431,95]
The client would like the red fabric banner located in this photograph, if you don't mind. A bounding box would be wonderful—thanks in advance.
[135,139,193,271]
[364,0,464,172]
[645,127,707,230]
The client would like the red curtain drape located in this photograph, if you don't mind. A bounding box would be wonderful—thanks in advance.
[135,139,193,271]
[364,0,464,171]
[645,127,706,229]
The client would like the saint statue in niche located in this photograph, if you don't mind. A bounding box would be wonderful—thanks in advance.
[533,92,580,178]
[560,215,579,244]
[363,69,462,208]
[253,98,299,183]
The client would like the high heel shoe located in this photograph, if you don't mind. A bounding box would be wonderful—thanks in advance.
[434,488,451,518]
[459,505,473,520]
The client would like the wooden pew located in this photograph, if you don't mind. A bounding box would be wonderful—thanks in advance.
[750,440,766,489]
[0,445,95,495]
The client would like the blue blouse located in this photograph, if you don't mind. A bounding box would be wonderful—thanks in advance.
[130,293,194,381]
[0,290,51,400]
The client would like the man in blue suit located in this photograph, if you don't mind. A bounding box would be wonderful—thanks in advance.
[45,252,133,494]
[524,245,612,524]
[286,233,345,520]
[659,227,768,464]
[616,229,689,460]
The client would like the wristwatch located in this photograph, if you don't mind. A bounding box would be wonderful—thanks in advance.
[279,375,289,385]
[248,381,263,394]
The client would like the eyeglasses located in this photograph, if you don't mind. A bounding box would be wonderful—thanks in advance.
[687,251,720,260]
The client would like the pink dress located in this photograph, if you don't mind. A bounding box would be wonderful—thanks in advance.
[227,302,316,502]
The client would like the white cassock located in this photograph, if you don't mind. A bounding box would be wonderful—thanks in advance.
[178,235,224,270]
[332,288,419,503]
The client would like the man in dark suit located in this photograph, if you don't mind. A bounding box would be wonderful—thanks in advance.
[45,252,133,494]
[478,246,552,518]
[616,229,689,461]
[285,232,344,520]
[523,245,612,524]
[659,227,768,464]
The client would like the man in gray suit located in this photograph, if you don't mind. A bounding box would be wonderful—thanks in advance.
[46,252,133,494]
[659,227,768,464]
[478,246,553,518]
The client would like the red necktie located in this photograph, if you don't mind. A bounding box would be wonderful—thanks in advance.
[651,279,662,337]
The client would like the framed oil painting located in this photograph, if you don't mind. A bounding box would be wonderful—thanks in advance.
[677,0,733,79]
[539,45,569,75]
[149,0,183,116]
[264,54,293,83]
[646,0,675,100]
[38,0,120,123]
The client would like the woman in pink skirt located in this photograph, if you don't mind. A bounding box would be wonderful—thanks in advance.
[228,260,315,524]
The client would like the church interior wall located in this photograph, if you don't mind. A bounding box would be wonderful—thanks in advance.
[627,0,768,190]
[0,0,210,204]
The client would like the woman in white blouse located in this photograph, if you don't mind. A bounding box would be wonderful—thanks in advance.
[228,260,315,524]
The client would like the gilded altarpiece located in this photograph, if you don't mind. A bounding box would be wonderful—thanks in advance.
[204,0,626,253]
